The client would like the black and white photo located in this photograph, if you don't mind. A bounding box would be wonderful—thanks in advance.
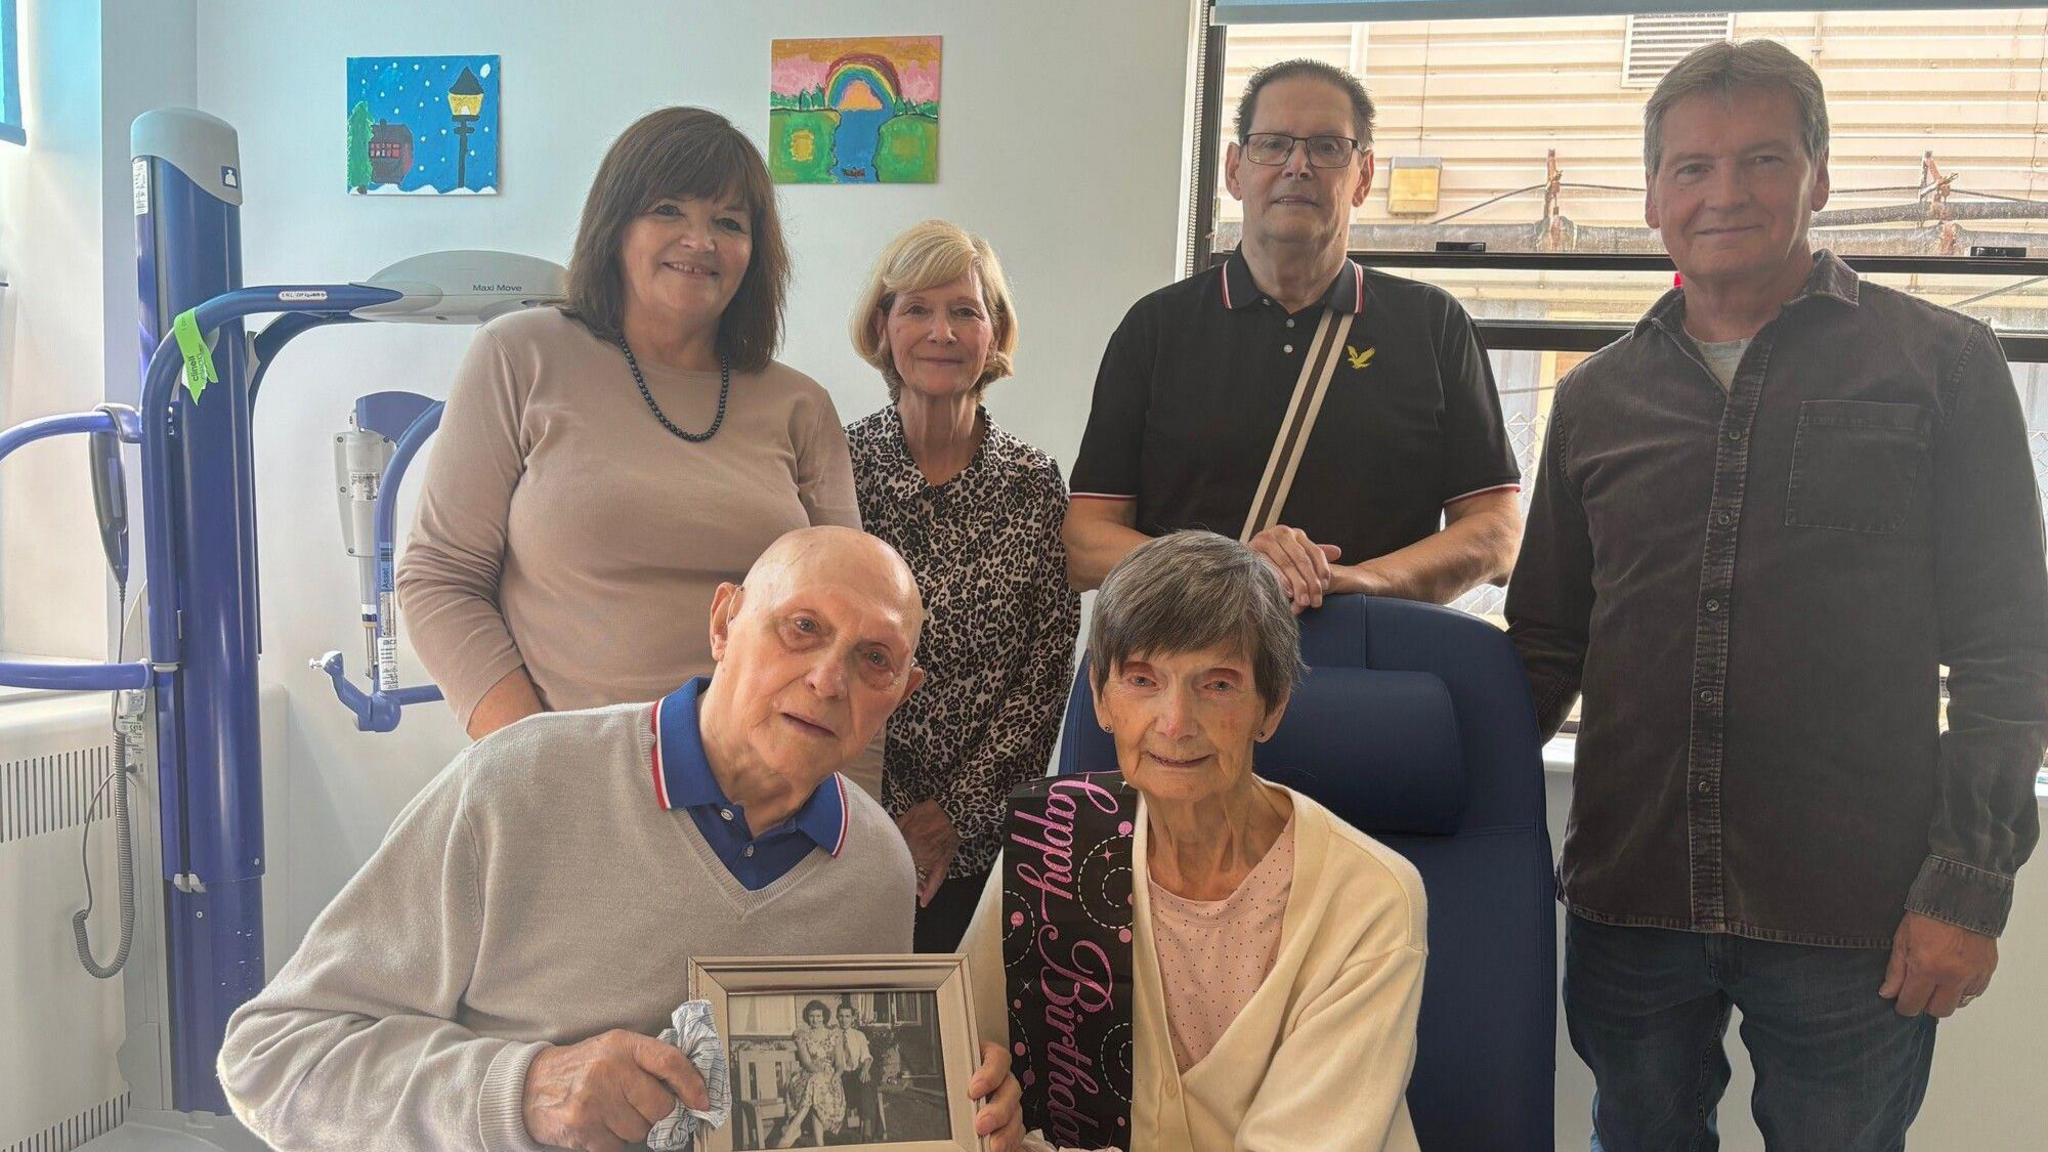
[724,989,952,1148]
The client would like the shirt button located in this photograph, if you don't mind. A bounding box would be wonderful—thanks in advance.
[1705,599,1721,613]
[1699,689,1717,704]
[1697,777,1715,796]
[1261,298,1271,306]
[742,845,755,858]
[1715,512,1733,526]
[1286,318,1296,328]
[1165,1079,1180,1099]
[1283,344,1295,354]
[1728,429,1744,441]
[720,809,734,822]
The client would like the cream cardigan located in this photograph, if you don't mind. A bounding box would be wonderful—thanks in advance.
[965,786,1427,1152]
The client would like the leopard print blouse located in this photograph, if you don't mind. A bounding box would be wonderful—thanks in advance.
[847,406,1081,878]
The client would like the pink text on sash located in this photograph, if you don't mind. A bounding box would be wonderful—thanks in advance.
[1008,777,1128,1147]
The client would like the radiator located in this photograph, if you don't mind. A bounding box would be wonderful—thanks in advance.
[0,693,132,1150]
[1,1098,129,1152]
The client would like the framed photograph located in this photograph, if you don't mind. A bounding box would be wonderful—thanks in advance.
[689,954,984,1152]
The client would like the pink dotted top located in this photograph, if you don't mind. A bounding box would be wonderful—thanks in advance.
[1147,816,1296,1073]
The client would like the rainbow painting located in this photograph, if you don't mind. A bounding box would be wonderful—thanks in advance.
[770,36,940,184]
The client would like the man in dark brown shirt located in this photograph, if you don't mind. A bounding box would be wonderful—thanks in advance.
[1508,40,2048,1151]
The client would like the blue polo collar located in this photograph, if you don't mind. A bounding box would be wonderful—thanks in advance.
[649,677,849,857]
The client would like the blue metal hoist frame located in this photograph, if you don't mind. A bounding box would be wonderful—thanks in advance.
[0,110,461,1115]
[312,391,445,732]
[0,282,404,1113]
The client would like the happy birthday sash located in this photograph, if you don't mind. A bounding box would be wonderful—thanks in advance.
[1002,773,1138,1149]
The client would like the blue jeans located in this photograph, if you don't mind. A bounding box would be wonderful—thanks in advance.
[1565,914,1938,1152]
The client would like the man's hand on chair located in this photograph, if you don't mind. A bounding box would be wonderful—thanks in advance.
[1248,524,1341,612]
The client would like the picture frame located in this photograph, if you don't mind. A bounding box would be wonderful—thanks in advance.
[689,954,985,1152]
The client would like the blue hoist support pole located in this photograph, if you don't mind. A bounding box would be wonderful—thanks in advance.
[133,108,404,1113]
[133,107,255,1116]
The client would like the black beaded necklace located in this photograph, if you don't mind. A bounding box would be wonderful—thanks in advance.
[619,338,730,443]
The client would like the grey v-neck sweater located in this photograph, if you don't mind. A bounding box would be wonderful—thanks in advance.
[218,701,915,1152]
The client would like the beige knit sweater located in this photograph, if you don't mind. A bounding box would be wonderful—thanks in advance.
[397,307,860,727]
[218,701,915,1152]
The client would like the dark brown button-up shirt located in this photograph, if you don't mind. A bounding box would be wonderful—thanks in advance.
[1509,252,2048,945]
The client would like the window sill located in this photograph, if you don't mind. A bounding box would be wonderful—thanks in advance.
[1540,734,1575,777]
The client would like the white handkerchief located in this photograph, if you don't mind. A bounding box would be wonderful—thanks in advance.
[645,1000,731,1151]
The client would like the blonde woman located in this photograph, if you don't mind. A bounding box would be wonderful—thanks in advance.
[845,221,1080,950]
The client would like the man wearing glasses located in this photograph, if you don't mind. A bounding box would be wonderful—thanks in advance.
[1064,59,1522,610]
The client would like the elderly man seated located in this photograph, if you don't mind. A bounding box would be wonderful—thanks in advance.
[218,526,1024,1152]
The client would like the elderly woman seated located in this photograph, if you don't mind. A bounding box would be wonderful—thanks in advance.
[964,531,1427,1152]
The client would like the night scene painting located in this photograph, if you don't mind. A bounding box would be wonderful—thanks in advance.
[347,54,499,195]
[770,36,939,184]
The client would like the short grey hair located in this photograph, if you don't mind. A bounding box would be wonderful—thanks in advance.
[1643,39,1828,174]
[1235,58,1376,147]
[1089,532,1303,709]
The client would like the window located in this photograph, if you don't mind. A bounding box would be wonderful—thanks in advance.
[1622,13,1735,87]
[0,0,20,146]
[1199,10,2048,603]
[1206,8,2048,317]
[890,991,925,1024]
[1201,8,2048,769]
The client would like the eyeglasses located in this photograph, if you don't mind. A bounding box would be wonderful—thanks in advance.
[1241,132,1362,169]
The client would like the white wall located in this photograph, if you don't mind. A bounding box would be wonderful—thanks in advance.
[0,0,193,662]
[101,0,197,409]
[0,0,105,660]
[190,0,1199,950]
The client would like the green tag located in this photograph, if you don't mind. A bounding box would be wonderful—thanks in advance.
[171,309,217,404]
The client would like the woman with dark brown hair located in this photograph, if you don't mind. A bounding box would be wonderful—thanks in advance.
[400,107,860,741]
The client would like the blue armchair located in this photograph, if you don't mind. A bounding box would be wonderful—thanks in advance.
[1057,593,1555,1150]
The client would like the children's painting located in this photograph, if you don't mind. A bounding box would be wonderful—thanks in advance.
[770,36,940,184]
[347,55,500,195]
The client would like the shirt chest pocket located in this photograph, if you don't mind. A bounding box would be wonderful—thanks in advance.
[1784,399,1933,534]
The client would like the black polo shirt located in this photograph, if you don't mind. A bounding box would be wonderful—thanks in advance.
[1071,251,1521,565]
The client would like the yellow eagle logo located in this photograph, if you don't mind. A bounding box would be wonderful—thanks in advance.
[1345,344,1377,371]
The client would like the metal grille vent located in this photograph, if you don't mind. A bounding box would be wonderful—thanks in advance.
[1624,13,1736,88]
[3,1094,129,1152]
[0,743,113,843]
